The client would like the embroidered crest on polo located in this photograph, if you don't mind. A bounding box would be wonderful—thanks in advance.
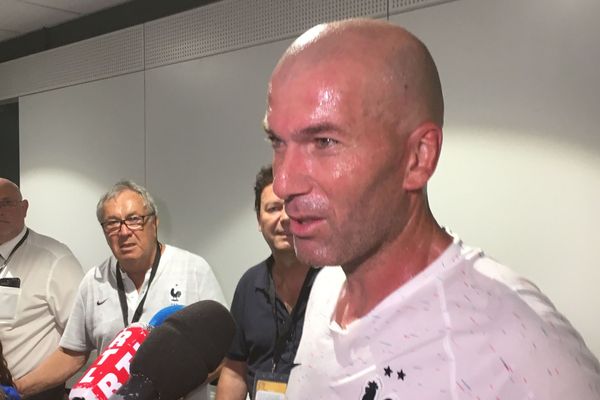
[356,365,408,400]
[359,375,401,400]
[170,286,182,302]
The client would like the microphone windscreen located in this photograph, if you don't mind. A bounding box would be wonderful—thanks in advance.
[129,300,235,400]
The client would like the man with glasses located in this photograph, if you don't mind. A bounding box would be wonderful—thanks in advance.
[0,178,83,400]
[17,180,226,400]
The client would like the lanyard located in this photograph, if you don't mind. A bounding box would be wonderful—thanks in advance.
[116,241,161,328]
[268,265,318,372]
[0,229,30,272]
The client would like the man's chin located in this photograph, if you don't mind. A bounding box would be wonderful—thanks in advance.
[274,243,294,253]
[293,240,335,267]
[115,251,139,263]
[273,237,294,250]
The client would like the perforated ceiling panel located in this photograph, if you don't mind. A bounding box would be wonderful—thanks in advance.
[144,0,387,68]
[0,0,459,100]
[0,26,143,100]
[390,0,458,14]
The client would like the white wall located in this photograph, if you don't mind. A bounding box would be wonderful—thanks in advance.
[20,72,146,270]
[16,0,600,357]
[144,40,291,295]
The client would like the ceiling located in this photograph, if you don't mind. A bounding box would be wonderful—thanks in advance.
[0,0,134,44]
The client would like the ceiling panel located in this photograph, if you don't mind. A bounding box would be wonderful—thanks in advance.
[0,29,17,41]
[0,0,77,32]
[0,0,133,43]
[22,0,133,14]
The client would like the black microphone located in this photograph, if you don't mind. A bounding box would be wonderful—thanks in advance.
[109,300,235,400]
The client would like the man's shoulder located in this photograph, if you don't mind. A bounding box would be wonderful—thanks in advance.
[245,258,271,276]
[84,255,114,282]
[162,244,212,272]
[235,258,271,287]
[26,228,76,257]
[467,253,563,324]
[448,248,600,388]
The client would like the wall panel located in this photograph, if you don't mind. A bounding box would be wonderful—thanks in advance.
[19,72,146,271]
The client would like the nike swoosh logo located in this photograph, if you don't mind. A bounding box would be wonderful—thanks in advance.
[96,298,108,306]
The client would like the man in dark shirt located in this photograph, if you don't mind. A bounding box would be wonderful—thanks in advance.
[215,165,318,400]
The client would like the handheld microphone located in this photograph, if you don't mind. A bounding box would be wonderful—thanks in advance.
[1,385,21,400]
[69,305,184,400]
[110,300,236,400]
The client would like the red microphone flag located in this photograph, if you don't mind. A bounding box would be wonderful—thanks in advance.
[69,324,149,400]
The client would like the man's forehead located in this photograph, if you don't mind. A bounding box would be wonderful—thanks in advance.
[104,191,145,210]
[267,66,364,130]
[0,185,21,200]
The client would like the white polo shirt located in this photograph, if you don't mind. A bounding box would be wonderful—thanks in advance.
[61,244,227,400]
[0,228,83,379]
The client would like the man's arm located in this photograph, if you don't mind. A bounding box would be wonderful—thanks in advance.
[48,253,84,331]
[206,361,224,386]
[15,347,88,397]
[215,358,248,400]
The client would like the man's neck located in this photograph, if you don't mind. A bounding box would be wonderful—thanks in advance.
[271,250,311,312]
[0,226,26,247]
[119,261,149,292]
[334,208,452,328]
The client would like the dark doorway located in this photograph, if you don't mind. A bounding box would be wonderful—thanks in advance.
[0,101,19,185]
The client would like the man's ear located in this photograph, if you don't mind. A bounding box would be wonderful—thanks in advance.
[21,199,29,218]
[402,122,443,191]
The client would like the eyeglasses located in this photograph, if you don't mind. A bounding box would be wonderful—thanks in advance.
[0,200,22,209]
[101,213,155,235]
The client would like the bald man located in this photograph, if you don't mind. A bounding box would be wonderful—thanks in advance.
[263,19,600,399]
[0,178,83,400]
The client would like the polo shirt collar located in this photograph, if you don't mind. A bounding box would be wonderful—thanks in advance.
[253,255,274,292]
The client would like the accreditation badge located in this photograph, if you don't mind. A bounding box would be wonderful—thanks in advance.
[0,285,20,321]
[253,370,289,400]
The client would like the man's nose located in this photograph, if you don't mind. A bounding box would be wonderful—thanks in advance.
[272,146,311,201]
[117,221,132,235]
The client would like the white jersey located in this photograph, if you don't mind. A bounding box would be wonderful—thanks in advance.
[287,237,600,399]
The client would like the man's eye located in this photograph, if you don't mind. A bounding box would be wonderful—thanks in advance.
[266,135,284,149]
[314,137,338,149]
[127,216,143,224]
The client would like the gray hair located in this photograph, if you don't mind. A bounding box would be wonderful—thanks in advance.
[96,180,158,222]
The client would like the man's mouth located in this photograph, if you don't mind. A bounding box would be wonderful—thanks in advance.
[288,216,325,238]
[119,242,136,251]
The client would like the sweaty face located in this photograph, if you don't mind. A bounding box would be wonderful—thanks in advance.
[258,184,294,253]
[0,182,28,244]
[264,60,409,268]
[101,190,158,271]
